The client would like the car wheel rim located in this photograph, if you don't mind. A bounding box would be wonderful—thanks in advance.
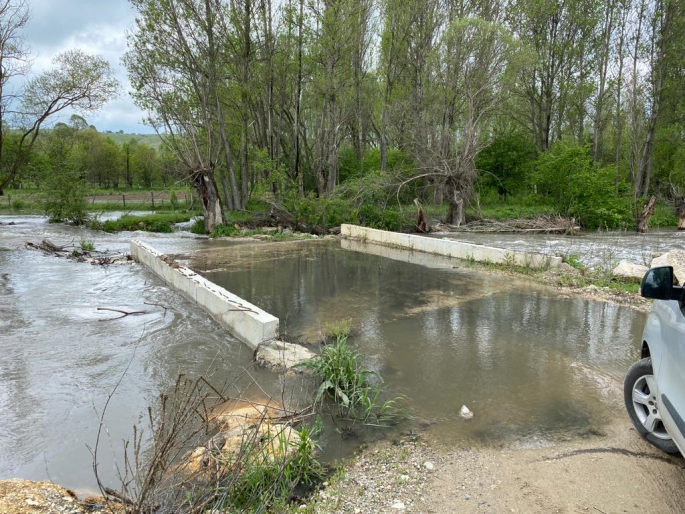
[631,374,671,440]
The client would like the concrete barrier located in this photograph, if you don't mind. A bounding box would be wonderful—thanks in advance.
[340,224,561,269]
[131,240,279,348]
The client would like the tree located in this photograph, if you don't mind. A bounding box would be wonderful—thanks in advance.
[0,1,119,194]
[125,0,233,232]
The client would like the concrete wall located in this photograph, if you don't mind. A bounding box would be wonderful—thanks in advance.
[341,225,561,269]
[131,241,279,349]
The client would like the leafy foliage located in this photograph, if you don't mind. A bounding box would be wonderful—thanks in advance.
[532,143,632,229]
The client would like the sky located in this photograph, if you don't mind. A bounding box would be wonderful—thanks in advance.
[21,0,151,134]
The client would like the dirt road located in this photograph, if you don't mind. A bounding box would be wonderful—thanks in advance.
[304,419,685,514]
[424,422,685,514]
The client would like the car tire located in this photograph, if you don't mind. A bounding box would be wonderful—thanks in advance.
[624,358,680,454]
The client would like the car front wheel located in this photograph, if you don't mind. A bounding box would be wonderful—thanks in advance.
[624,358,679,454]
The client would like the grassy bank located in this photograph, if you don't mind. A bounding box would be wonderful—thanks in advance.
[90,212,200,233]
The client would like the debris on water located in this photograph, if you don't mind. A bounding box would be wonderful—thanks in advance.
[460,405,474,419]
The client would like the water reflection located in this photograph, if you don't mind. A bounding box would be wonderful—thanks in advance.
[201,241,646,448]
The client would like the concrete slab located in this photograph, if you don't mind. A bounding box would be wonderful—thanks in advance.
[130,240,279,348]
[340,225,560,269]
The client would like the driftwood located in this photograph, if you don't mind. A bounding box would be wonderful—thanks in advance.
[434,215,580,235]
[414,198,430,233]
[25,239,133,265]
[97,307,148,320]
[637,195,656,233]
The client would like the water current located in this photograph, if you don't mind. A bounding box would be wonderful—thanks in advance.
[1,215,669,492]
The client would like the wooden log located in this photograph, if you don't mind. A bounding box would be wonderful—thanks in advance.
[637,195,656,233]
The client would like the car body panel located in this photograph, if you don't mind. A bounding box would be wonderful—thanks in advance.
[644,299,685,455]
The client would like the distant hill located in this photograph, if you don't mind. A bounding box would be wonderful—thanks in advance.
[103,132,164,150]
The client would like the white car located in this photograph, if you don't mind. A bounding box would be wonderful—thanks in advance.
[624,265,685,455]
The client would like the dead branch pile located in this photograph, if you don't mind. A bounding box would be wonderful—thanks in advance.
[25,239,133,265]
[434,215,580,235]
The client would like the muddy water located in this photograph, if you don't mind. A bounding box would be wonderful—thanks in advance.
[0,216,651,492]
[197,240,647,449]
[0,216,282,492]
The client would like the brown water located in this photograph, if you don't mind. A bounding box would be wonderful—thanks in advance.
[0,216,649,492]
[197,240,647,449]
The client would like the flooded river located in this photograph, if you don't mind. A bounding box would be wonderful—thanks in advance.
[0,215,665,491]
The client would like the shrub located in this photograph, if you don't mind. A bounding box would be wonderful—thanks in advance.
[532,143,632,229]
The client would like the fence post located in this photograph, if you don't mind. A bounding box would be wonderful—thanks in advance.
[151,192,155,209]
[123,194,126,208]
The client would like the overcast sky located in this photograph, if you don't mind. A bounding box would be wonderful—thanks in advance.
[23,0,151,134]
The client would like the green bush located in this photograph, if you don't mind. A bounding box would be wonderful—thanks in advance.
[532,143,632,229]
[91,212,194,233]
[43,171,89,225]
[11,198,25,210]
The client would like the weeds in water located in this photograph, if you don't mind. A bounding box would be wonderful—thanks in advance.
[80,239,95,252]
[324,319,352,341]
[300,336,402,426]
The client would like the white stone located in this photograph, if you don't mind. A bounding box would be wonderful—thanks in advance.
[391,501,406,510]
[460,405,474,419]
[254,340,316,372]
[651,249,685,284]
[340,224,561,269]
[423,461,435,470]
[612,260,648,282]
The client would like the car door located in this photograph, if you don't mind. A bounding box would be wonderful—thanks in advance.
[656,300,685,452]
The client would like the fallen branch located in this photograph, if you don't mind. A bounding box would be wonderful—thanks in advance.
[97,307,147,320]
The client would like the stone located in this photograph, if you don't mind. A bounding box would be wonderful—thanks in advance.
[612,260,648,282]
[254,340,316,372]
[460,405,474,419]
[282,228,294,235]
[651,249,685,284]
[391,501,406,509]
[423,461,435,470]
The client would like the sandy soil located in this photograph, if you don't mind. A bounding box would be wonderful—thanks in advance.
[304,421,685,514]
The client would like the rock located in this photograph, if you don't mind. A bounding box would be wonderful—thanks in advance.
[254,340,316,372]
[612,260,648,282]
[391,501,406,509]
[460,405,474,419]
[0,479,85,514]
[261,227,278,234]
[282,228,293,235]
[651,249,685,284]
[423,461,435,470]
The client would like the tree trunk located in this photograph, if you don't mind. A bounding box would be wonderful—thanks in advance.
[414,198,430,233]
[444,185,465,226]
[676,196,685,230]
[193,170,225,233]
[637,195,656,233]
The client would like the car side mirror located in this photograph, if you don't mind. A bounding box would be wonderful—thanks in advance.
[641,266,679,300]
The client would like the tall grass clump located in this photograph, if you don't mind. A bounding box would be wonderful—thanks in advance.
[301,335,402,427]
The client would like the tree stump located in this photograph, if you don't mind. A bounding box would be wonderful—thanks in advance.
[414,198,430,233]
[637,196,656,233]
[676,195,685,231]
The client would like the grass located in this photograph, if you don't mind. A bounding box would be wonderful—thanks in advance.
[300,335,402,426]
[324,319,352,340]
[90,212,198,233]
[80,239,96,251]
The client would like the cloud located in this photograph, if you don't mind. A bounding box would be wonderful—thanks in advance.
[19,0,151,134]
